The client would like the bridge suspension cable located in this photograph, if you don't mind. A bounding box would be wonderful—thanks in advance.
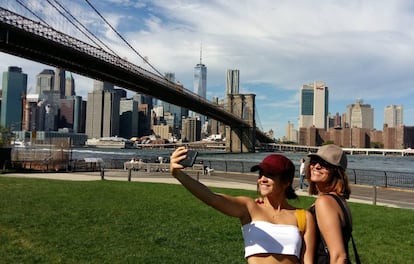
[10,0,118,59]
[46,0,120,58]
[84,0,166,79]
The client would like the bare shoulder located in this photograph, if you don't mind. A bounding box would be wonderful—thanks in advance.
[315,194,340,212]
[304,209,314,219]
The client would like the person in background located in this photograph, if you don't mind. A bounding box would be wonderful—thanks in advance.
[299,158,307,190]
[170,146,315,264]
[306,144,353,264]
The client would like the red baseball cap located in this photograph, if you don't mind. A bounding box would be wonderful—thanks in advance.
[250,154,295,179]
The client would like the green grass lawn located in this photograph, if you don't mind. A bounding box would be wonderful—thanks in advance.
[0,177,412,263]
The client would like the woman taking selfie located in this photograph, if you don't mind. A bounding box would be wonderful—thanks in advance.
[170,146,315,264]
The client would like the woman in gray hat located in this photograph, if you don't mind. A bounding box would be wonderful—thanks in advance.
[306,144,352,264]
[170,146,315,264]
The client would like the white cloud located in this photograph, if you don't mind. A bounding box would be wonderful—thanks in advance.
[1,0,414,137]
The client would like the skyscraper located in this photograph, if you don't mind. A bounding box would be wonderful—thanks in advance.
[36,69,54,94]
[384,105,403,127]
[193,58,207,99]
[85,81,120,138]
[65,72,76,97]
[345,99,374,129]
[1,66,27,130]
[226,69,240,95]
[299,81,329,129]
[193,49,207,125]
[162,72,187,137]
[54,67,65,98]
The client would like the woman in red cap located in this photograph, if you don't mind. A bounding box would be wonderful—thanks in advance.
[306,144,353,264]
[170,146,315,264]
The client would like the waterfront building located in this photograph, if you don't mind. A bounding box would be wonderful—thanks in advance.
[41,90,61,131]
[59,95,85,133]
[35,69,61,131]
[119,96,139,139]
[345,99,374,129]
[226,69,240,95]
[85,81,120,139]
[22,94,39,131]
[152,124,172,141]
[1,66,27,130]
[299,124,414,149]
[299,81,329,129]
[384,105,403,127]
[181,116,201,142]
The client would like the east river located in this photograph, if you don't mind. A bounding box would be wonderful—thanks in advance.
[71,147,414,173]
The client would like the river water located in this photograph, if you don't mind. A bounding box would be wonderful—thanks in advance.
[71,147,414,173]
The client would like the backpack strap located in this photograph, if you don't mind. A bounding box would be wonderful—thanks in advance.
[295,209,306,233]
[326,194,361,264]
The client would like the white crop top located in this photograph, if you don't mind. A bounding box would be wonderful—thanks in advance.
[241,221,302,259]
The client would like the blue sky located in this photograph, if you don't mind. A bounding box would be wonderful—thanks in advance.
[1,0,414,138]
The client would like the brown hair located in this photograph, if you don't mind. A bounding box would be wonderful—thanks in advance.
[306,161,351,199]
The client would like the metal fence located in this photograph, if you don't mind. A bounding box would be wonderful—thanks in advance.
[187,159,414,190]
[8,156,414,190]
[93,158,414,190]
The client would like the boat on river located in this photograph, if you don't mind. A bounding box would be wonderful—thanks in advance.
[85,137,135,149]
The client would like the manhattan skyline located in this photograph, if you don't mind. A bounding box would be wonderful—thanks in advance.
[0,0,413,138]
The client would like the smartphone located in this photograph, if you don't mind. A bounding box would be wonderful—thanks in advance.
[179,150,198,167]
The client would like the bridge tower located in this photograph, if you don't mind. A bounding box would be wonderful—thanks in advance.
[225,94,256,153]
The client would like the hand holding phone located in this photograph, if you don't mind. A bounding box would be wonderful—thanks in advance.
[179,150,198,167]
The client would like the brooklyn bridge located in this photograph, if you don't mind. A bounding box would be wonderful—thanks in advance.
[0,5,274,152]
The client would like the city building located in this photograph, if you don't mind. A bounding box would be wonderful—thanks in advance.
[181,116,201,142]
[226,69,240,95]
[285,121,297,142]
[193,49,207,125]
[161,72,188,138]
[208,96,226,138]
[299,81,329,129]
[58,95,85,133]
[22,94,39,131]
[135,94,153,137]
[384,105,403,127]
[345,99,374,129]
[152,124,172,141]
[64,72,75,97]
[1,66,27,130]
[85,81,120,139]
[35,69,54,94]
[119,96,139,139]
[54,67,65,98]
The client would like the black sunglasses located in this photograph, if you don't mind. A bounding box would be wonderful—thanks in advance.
[309,158,336,169]
[258,171,278,179]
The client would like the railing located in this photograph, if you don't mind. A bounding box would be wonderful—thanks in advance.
[82,159,414,190]
[8,154,414,190]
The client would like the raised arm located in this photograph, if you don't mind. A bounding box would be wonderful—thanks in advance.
[170,147,250,219]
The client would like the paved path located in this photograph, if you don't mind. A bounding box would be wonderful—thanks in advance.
[3,169,414,209]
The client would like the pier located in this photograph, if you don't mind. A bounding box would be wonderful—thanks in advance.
[259,143,414,156]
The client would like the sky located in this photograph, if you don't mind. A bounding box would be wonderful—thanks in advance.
[1,0,414,139]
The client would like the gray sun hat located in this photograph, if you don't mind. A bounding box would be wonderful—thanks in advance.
[308,144,347,170]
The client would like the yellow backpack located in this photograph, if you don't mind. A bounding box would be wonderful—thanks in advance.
[295,209,306,233]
